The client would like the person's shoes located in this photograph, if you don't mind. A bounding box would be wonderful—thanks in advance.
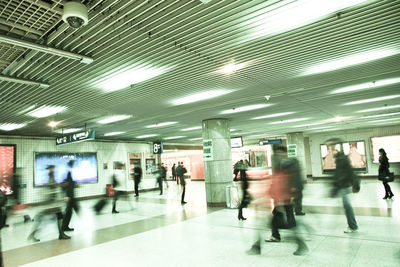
[24,215,32,223]
[112,210,120,214]
[293,246,309,256]
[389,194,394,199]
[135,194,139,197]
[344,227,358,233]
[3,224,9,227]
[59,233,71,240]
[238,215,247,221]
[383,196,389,199]
[181,201,187,204]
[295,212,306,216]
[65,227,74,231]
[28,234,40,242]
[246,245,261,255]
[265,236,280,242]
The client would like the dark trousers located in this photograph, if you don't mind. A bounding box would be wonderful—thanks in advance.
[271,205,296,240]
[383,182,393,197]
[62,198,79,231]
[294,192,303,214]
[181,184,186,203]
[112,191,120,212]
[158,178,163,194]
[134,178,140,196]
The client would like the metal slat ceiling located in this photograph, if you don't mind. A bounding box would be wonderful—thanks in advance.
[0,0,399,143]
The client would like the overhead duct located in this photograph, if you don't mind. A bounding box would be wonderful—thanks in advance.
[0,34,93,64]
[0,75,50,88]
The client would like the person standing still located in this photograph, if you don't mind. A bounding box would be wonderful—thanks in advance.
[378,148,394,199]
[133,164,142,197]
[172,164,177,182]
[175,162,182,185]
[178,162,187,204]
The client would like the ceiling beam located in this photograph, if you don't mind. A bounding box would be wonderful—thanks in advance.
[0,34,94,64]
[0,74,49,88]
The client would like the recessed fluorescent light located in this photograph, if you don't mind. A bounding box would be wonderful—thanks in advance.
[55,128,82,134]
[364,112,400,119]
[218,62,248,74]
[357,104,400,113]
[343,95,400,105]
[0,123,27,131]
[104,131,125,136]
[137,134,159,138]
[304,49,398,75]
[373,120,400,125]
[171,90,231,105]
[164,136,186,140]
[307,126,333,130]
[182,126,202,131]
[230,129,237,132]
[189,137,202,141]
[48,121,60,127]
[327,116,352,122]
[246,0,368,42]
[291,122,326,128]
[146,121,177,128]
[221,104,272,114]
[97,65,172,92]
[98,115,132,124]
[331,77,400,94]
[269,118,309,124]
[252,112,294,120]
[370,117,400,123]
[27,105,67,118]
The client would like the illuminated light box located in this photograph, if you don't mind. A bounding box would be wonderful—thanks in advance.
[370,135,400,163]
[34,152,98,186]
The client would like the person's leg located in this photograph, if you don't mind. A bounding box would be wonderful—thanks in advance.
[269,208,281,241]
[294,192,305,215]
[112,191,120,213]
[57,211,70,239]
[159,179,163,195]
[383,182,390,198]
[181,184,186,203]
[62,200,73,231]
[341,189,358,230]
[28,212,42,242]
[134,178,139,196]
[285,204,296,228]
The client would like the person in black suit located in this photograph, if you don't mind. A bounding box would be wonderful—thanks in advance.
[178,162,187,204]
[378,148,394,199]
[133,164,142,197]
[61,160,79,232]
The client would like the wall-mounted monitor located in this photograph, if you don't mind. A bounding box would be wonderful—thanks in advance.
[0,145,16,194]
[231,137,243,148]
[370,135,400,163]
[34,152,98,186]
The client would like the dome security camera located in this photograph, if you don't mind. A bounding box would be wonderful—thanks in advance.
[62,1,88,29]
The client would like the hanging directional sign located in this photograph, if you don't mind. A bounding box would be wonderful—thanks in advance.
[153,142,163,154]
[56,129,95,145]
[259,139,282,146]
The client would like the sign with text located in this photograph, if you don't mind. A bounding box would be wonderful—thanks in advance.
[153,142,163,154]
[56,129,95,145]
[203,139,213,161]
[259,139,282,146]
[287,144,297,157]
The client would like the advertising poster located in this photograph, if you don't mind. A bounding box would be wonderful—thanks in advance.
[371,135,400,163]
[343,141,367,171]
[0,145,15,194]
[145,158,156,174]
[34,152,98,186]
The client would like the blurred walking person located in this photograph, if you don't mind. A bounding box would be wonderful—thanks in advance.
[172,163,177,182]
[238,160,250,220]
[112,163,124,213]
[61,160,79,232]
[28,165,70,242]
[328,139,360,233]
[161,163,168,189]
[378,148,394,199]
[177,162,187,204]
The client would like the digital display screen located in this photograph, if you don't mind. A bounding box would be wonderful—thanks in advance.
[0,145,16,194]
[371,135,400,163]
[231,137,243,148]
[34,152,98,186]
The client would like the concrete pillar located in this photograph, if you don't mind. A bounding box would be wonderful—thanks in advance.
[286,132,307,179]
[202,118,232,206]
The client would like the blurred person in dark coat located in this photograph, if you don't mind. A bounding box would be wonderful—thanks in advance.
[378,148,394,199]
[238,160,250,220]
[328,139,360,233]
[177,162,187,204]
[171,163,177,181]
[133,163,142,197]
[61,160,79,232]
[28,165,70,242]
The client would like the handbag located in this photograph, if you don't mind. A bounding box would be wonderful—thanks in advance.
[383,172,395,182]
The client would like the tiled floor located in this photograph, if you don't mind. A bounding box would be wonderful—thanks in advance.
[2,179,400,267]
